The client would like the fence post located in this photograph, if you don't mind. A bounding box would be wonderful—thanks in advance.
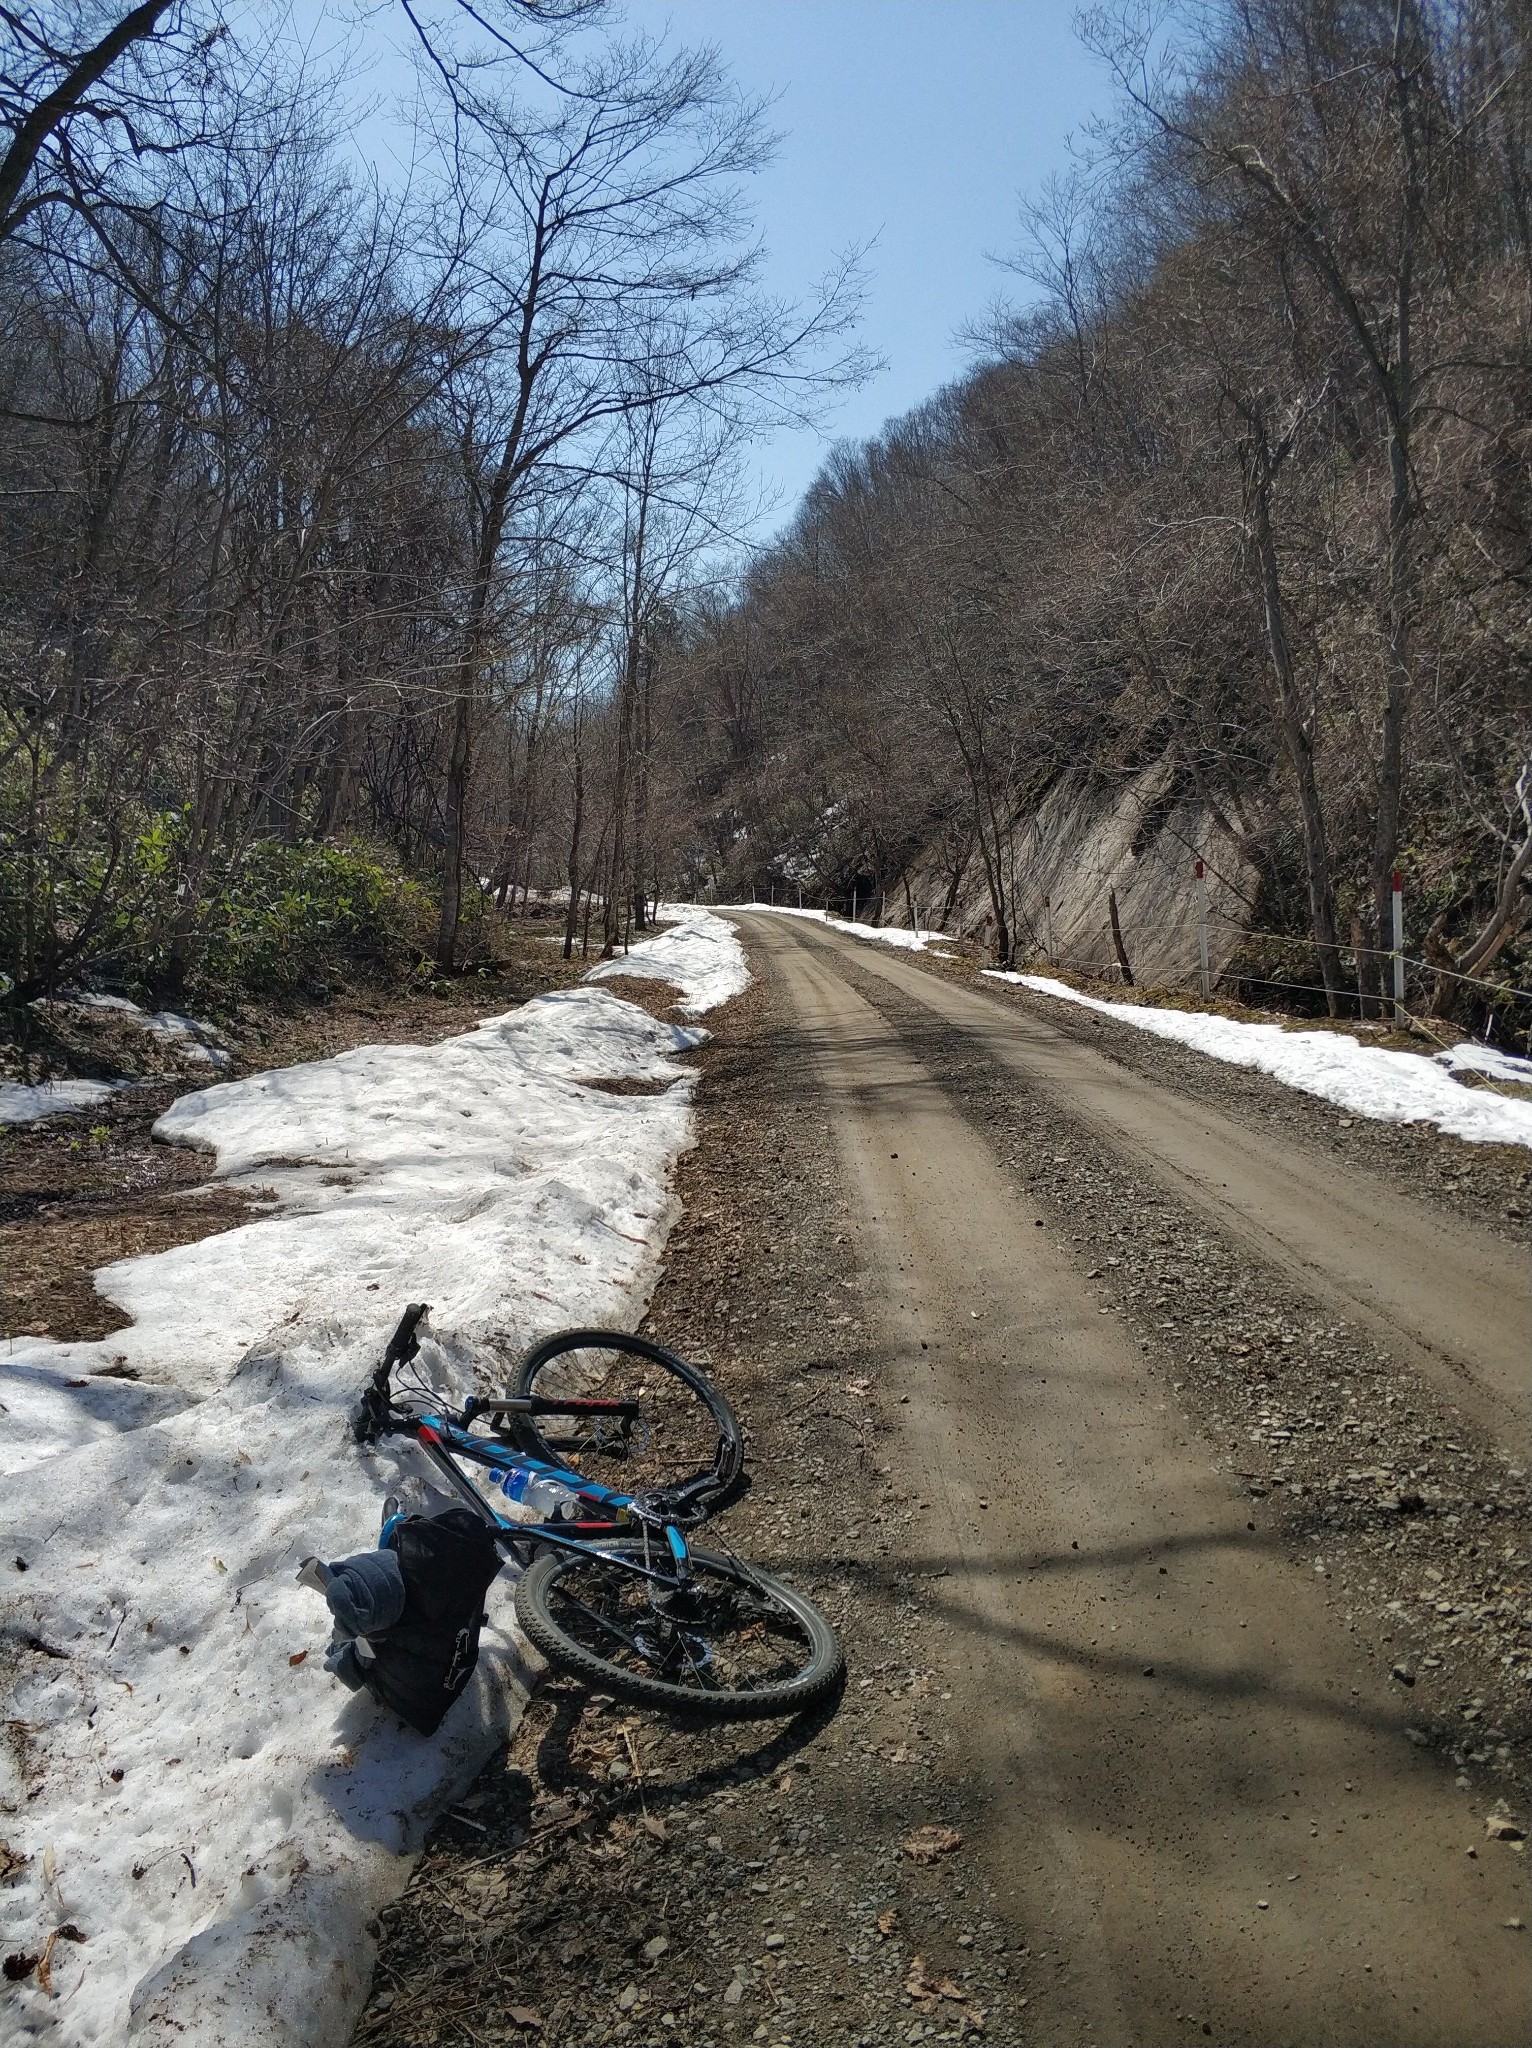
[1392,870,1406,1025]
[1195,858,1211,1000]
[1108,888,1134,986]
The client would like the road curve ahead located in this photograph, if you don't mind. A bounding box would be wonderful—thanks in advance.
[731,908,1527,2048]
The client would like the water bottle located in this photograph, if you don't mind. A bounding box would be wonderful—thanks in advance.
[499,1462,581,1523]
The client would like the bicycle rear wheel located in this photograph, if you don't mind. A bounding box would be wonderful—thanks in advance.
[513,1541,843,1721]
[512,1330,745,1507]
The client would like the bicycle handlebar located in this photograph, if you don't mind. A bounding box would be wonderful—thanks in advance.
[384,1303,428,1368]
[352,1302,431,1445]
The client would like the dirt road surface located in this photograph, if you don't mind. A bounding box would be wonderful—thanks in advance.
[363,913,1528,2048]
[750,916,1528,1456]
[735,910,1526,2046]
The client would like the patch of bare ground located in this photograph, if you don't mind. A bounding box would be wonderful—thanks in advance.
[360,974,1028,2048]
[0,924,589,1343]
[582,973,697,1025]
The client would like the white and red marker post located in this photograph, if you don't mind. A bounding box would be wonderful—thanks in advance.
[1392,869,1406,1025]
[1195,858,1211,999]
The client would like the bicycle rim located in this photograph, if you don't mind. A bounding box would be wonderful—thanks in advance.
[513,1542,843,1722]
[512,1329,745,1505]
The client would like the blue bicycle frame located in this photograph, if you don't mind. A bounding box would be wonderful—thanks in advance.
[391,1412,695,1585]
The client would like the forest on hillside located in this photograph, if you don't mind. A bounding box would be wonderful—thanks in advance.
[675,0,1532,1035]
[3,1,1531,1042]
[0,0,862,1007]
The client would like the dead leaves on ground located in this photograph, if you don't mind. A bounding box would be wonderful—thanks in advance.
[902,1822,962,1864]
[906,1952,985,2031]
[4,1922,86,1996]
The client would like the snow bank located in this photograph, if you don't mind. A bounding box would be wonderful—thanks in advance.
[719,903,959,953]
[994,972,1532,1150]
[136,1012,231,1070]
[0,1078,127,1126]
[0,958,746,2045]
[585,905,752,1015]
[39,993,233,1070]
[1434,1040,1532,1087]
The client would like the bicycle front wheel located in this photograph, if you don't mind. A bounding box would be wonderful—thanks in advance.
[513,1542,844,1722]
[513,1329,745,1507]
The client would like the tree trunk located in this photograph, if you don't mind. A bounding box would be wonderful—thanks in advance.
[602,624,642,958]
[562,748,585,961]
[580,814,612,960]
[1248,462,1345,1015]
[435,681,474,969]
[1371,420,1414,965]
[1108,888,1134,986]
[631,637,654,934]
[1352,910,1383,1019]
[940,832,973,929]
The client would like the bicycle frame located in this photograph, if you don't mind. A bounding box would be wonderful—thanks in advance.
[353,1304,710,1593]
[399,1407,695,1588]
[344,1309,842,1720]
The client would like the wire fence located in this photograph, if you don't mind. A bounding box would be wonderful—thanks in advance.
[796,885,1532,1052]
[1027,910,1532,1008]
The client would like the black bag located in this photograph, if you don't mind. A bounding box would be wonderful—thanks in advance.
[362,1508,503,1735]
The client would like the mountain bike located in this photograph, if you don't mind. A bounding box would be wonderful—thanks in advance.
[349,1305,843,1722]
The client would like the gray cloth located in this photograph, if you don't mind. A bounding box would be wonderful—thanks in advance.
[323,1638,375,1691]
[324,1547,406,1638]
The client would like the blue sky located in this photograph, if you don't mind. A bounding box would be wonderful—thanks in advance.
[620,2,1112,532]
[305,0,1113,541]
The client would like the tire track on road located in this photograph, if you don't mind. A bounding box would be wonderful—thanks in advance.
[749,916,1529,1457]
[744,908,1528,2048]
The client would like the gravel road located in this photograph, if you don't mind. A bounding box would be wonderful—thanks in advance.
[359,915,1529,2048]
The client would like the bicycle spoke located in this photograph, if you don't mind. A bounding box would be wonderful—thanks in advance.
[546,1585,651,1661]
[539,1555,811,1694]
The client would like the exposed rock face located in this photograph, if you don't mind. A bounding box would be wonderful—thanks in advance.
[905,754,1261,985]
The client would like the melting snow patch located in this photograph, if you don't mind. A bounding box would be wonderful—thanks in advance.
[0,956,746,2046]
[138,1011,232,1069]
[0,1077,127,1125]
[1433,1041,1532,1087]
[586,905,752,1015]
[41,992,233,1070]
[992,973,1532,1150]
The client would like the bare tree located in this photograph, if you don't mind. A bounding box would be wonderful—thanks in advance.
[415,31,865,966]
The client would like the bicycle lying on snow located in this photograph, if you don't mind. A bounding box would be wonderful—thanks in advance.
[321,1305,843,1726]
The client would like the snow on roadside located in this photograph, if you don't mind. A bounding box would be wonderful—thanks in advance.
[587,906,753,1014]
[718,902,959,953]
[0,913,747,2048]
[0,1078,128,1126]
[993,972,1532,1151]
[1434,1040,1532,1086]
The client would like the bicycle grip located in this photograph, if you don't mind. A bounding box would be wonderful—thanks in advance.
[384,1303,429,1367]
